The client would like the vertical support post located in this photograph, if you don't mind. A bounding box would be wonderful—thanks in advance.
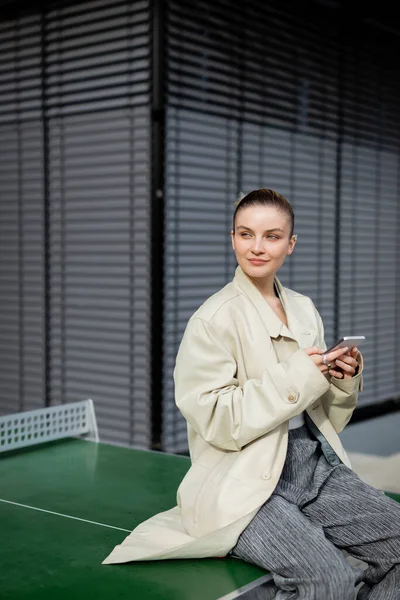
[41,7,51,407]
[150,0,166,450]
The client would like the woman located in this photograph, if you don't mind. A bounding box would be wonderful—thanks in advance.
[103,189,400,599]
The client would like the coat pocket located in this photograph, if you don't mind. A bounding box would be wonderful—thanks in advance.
[192,451,272,537]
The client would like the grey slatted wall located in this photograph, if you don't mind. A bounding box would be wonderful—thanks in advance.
[0,14,45,414]
[46,0,151,446]
[2,0,400,454]
[339,29,400,410]
[0,0,152,448]
[240,1,340,340]
[163,0,400,453]
[164,108,239,451]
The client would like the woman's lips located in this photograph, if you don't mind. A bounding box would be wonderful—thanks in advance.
[248,259,269,265]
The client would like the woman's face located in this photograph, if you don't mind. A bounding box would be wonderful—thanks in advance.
[231,205,296,280]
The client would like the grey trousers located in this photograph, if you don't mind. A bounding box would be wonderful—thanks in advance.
[231,425,400,600]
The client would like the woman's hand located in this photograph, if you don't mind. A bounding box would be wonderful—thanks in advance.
[304,346,360,378]
[328,347,360,379]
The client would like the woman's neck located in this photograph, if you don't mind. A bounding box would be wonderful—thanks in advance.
[245,272,278,299]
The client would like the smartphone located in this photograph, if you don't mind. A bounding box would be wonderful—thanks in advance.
[325,336,366,354]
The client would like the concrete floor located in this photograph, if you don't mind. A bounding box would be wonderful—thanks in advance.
[347,451,400,493]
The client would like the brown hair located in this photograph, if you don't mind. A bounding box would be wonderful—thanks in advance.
[233,189,295,238]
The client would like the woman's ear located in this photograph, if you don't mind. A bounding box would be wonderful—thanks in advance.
[287,234,297,255]
[231,230,235,251]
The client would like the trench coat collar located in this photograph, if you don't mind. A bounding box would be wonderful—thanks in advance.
[233,265,315,347]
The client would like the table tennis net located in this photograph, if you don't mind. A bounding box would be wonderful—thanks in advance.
[0,399,99,452]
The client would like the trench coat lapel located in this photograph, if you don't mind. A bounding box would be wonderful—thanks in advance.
[233,266,316,349]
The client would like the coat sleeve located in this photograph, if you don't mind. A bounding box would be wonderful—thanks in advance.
[313,304,364,433]
[174,317,331,451]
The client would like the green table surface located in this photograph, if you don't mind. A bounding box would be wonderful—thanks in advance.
[0,439,265,600]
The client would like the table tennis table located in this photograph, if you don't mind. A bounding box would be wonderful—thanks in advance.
[0,436,271,600]
[1,427,399,600]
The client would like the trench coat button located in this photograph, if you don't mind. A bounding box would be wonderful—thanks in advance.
[287,394,297,403]
[261,471,271,480]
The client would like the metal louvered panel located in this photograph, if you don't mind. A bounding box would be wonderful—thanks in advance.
[46,0,151,447]
[49,107,151,447]
[163,0,341,453]
[241,127,338,341]
[0,14,42,124]
[339,29,400,407]
[0,13,45,415]
[45,0,150,118]
[0,0,152,448]
[163,107,239,452]
[340,144,400,407]
[163,0,400,453]
[167,0,341,134]
[340,143,379,408]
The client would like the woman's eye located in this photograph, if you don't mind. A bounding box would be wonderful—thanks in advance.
[240,233,278,239]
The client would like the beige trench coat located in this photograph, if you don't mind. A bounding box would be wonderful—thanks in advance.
[103,266,364,564]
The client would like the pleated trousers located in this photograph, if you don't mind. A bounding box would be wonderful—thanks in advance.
[231,424,400,600]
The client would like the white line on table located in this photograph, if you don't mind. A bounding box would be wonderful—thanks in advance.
[0,498,131,532]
